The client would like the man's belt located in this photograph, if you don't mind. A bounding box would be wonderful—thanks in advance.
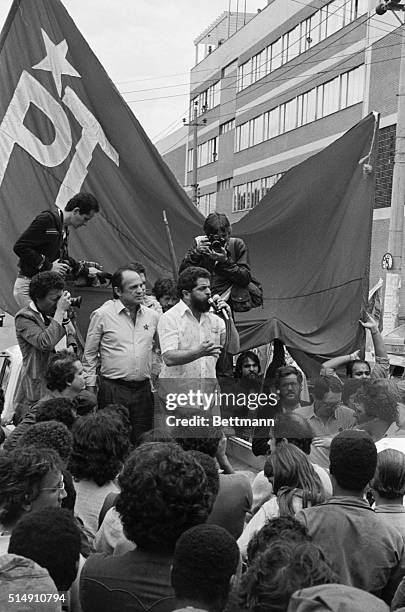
[102,376,148,390]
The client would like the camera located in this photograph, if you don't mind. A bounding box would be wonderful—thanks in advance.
[208,234,226,253]
[69,296,82,308]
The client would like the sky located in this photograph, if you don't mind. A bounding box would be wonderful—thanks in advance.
[0,0,266,143]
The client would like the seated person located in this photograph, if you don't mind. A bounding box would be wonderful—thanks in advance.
[321,313,389,380]
[245,516,310,566]
[171,524,240,612]
[80,442,213,612]
[371,448,405,539]
[153,278,178,313]
[8,507,82,609]
[0,447,66,554]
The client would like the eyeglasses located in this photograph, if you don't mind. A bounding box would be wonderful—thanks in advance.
[39,479,65,493]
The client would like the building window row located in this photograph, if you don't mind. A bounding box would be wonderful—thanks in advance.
[190,81,221,117]
[233,174,283,212]
[235,64,364,152]
[219,119,235,135]
[218,177,233,191]
[237,0,368,92]
[187,137,218,171]
[197,192,216,216]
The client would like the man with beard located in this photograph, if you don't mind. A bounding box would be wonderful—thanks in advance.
[83,266,159,443]
[157,267,239,427]
[294,376,356,470]
[229,351,262,438]
[14,271,74,421]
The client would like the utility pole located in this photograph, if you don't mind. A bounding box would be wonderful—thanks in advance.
[183,101,207,208]
[377,1,405,332]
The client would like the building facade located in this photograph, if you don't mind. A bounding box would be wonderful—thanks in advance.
[157,0,404,314]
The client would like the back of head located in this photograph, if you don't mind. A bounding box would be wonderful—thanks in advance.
[341,379,365,407]
[356,379,400,424]
[0,447,61,526]
[287,584,390,612]
[17,421,73,464]
[136,428,173,447]
[0,554,59,611]
[35,398,76,430]
[247,516,310,565]
[371,448,405,499]
[172,524,239,612]
[329,430,377,492]
[8,507,81,591]
[187,450,220,504]
[45,351,78,392]
[116,442,212,552]
[264,442,325,514]
[240,540,337,612]
[153,278,177,300]
[68,411,130,486]
[273,413,313,455]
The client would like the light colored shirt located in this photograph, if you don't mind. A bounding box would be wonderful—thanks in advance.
[294,403,356,470]
[158,299,225,380]
[73,479,119,540]
[83,299,159,386]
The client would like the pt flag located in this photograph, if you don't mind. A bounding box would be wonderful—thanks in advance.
[0,0,378,366]
[0,0,202,316]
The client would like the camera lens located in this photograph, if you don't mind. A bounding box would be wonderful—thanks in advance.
[69,296,82,308]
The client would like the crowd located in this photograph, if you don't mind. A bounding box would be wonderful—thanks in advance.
[2,194,405,611]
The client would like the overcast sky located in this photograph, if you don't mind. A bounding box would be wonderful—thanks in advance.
[0,0,266,142]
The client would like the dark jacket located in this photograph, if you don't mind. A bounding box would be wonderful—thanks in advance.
[14,210,64,277]
[179,236,251,295]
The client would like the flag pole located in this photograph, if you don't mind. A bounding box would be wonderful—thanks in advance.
[163,211,178,281]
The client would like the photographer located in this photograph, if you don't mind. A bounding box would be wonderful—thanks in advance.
[179,212,251,302]
[14,271,77,422]
[13,192,100,308]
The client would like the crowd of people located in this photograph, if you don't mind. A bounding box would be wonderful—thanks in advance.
[2,194,405,611]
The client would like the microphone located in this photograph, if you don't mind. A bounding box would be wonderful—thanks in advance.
[208,294,229,320]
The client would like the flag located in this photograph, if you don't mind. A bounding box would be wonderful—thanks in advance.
[0,0,202,315]
[233,112,379,366]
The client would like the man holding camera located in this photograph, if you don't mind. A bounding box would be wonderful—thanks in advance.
[179,212,251,301]
[14,271,76,422]
[13,192,100,308]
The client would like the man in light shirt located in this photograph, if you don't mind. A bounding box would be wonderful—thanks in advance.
[157,266,239,426]
[83,266,159,443]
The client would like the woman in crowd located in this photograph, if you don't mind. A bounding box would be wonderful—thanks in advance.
[238,442,325,558]
[68,410,130,540]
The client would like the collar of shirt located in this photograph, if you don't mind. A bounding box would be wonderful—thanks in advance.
[29,301,47,324]
[384,421,401,438]
[115,299,146,318]
[324,496,373,510]
[375,504,405,514]
[178,298,211,321]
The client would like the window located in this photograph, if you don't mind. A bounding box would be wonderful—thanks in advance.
[190,81,221,117]
[233,173,283,212]
[218,178,232,191]
[234,65,364,152]
[197,193,216,216]
[237,0,367,91]
[220,119,235,135]
[190,137,218,169]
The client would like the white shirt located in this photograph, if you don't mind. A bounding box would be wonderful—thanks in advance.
[83,299,159,386]
[158,299,225,380]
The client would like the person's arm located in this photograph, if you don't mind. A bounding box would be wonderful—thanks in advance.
[179,238,207,273]
[213,238,251,287]
[216,434,235,474]
[321,350,361,374]
[216,299,240,355]
[360,312,388,360]
[82,310,103,389]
